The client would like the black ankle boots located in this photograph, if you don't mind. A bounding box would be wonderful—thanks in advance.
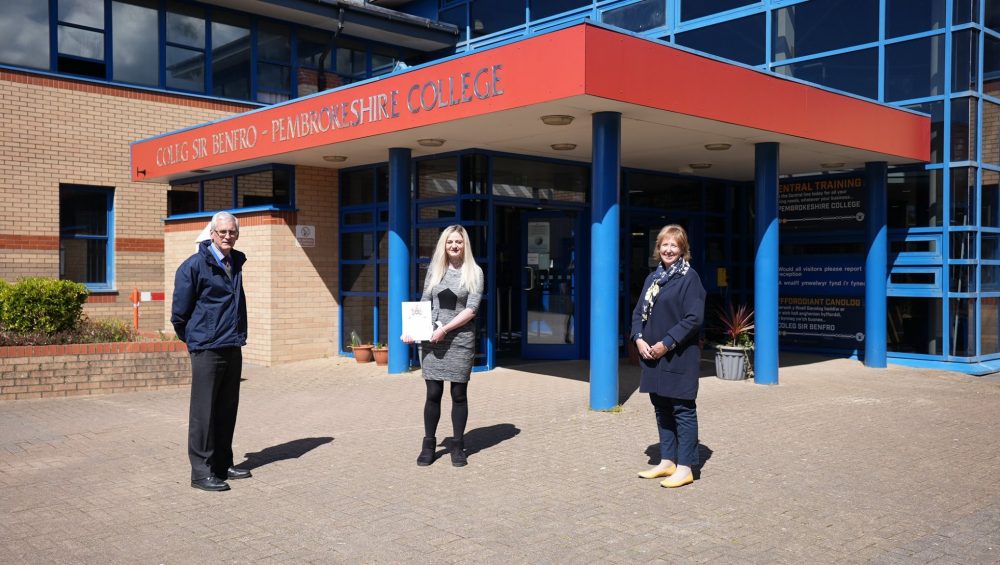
[450,438,467,467]
[417,437,436,466]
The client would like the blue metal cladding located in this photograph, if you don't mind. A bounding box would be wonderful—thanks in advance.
[388,148,412,374]
[590,112,621,409]
[865,161,889,367]
[754,143,779,384]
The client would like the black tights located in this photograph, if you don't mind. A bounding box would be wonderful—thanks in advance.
[423,380,468,440]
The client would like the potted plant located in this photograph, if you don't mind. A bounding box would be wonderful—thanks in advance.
[372,342,389,366]
[714,303,754,381]
[349,330,373,363]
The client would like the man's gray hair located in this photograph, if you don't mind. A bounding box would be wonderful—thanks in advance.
[211,211,239,232]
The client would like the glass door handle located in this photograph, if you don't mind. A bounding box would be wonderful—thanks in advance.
[523,266,535,291]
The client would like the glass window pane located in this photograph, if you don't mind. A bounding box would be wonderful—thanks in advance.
[237,169,291,207]
[988,0,1000,32]
[60,0,104,28]
[886,0,945,38]
[951,97,977,162]
[984,170,1000,227]
[888,169,943,228]
[418,204,456,221]
[951,167,976,226]
[372,48,397,78]
[341,232,374,261]
[888,297,942,355]
[772,0,878,61]
[885,36,945,102]
[982,231,1000,258]
[469,0,524,37]
[627,173,701,211]
[166,46,205,91]
[212,13,251,100]
[985,102,1000,167]
[257,62,290,92]
[168,182,199,215]
[341,296,375,349]
[950,298,975,356]
[602,0,666,33]
[417,157,459,199]
[439,5,468,42]
[492,157,588,203]
[951,29,979,92]
[0,0,50,69]
[985,34,1000,98]
[773,48,878,100]
[903,100,944,164]
[342,169,375,206]
[59,26,104,60]
[462,154,487,194]
[681,0,757,21]
[950,232,976,260]
[203,177,232,211]
[531,0,590,21]
[60,189,108,236]
[298,28,333,69]
[113,0,159,86]
[982,296,999,354]
[953,0,979,24]
[258,20,291,62]
[676,13,765,66]
[61,239,108,284]
[166,2,205,48]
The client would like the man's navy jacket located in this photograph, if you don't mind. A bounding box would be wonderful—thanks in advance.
[171,240,248,352]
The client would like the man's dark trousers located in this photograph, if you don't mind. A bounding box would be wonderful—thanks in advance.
[188,347,242,480]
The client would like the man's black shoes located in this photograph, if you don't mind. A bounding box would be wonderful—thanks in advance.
[226,466,252,480]
[191,476,230,492]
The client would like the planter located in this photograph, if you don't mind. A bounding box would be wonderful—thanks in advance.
[352,344,374,363]
[715,345,751,381]
[372,347,388,366]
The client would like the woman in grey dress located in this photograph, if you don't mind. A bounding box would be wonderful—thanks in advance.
[402,225,484,467]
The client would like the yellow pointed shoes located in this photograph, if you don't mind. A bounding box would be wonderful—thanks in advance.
[660,473,694,488]
[637,464,676,479]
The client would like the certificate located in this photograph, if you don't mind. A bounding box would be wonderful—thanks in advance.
[402,301,433,341]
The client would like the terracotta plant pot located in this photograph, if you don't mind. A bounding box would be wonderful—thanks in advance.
[352,344,374,363]
[372,347,389,366]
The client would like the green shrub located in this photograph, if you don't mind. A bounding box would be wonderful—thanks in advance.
[0,277,89,333]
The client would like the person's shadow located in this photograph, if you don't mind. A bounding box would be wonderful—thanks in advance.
[439,423,520,457]
[644,442,713,477]
[236,437,334,471]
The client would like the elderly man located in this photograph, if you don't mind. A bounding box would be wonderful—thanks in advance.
[171,211,250,492]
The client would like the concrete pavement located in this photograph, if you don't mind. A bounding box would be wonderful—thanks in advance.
[1,354,998,564]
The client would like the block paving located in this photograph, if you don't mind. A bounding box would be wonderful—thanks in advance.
[1,353,998,564]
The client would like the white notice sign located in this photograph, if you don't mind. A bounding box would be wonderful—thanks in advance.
[295,225,316,247]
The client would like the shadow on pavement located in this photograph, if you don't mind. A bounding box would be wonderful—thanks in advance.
[459,423,521,456]
[644,442,714,472]
[238,436,334,470]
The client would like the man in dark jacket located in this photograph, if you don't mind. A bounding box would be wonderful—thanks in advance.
[172,211,250,492]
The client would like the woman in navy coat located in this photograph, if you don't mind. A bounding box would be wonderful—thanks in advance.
[630,224,706,488]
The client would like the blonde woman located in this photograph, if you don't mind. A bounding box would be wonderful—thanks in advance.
[403,225,484,467]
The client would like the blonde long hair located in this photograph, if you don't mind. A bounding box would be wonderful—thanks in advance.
[426,225,483,293]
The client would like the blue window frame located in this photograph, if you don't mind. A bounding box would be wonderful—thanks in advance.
[773,47,879,100]
[56,0,106,79]
[165,1,206,93]
[166,165,295,217]
[602,0,667,34]
[59,185,114,290]
[680,0,758,22]
[0,0,50,69]
[675,13,765,66]
[885,35,946,102]
[771,0,878,61]
[111,0,159,86]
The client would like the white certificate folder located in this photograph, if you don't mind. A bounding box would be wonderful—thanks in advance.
[402,301,434,341]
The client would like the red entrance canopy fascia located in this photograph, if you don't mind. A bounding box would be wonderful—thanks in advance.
[131,24,928,182]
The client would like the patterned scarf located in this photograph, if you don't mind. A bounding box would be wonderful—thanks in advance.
[640,258,690,322]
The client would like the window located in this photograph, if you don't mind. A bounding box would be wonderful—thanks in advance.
[951,166,976,226]
[470,0,525,38]
[60,186,113,289]
[112,0,159,86]
[681,0,757,22]
[951,29,979,92]
[167,166,294,215]
[950,97,977,162]
[952,0,979,25]
[903,100,945,164]
[531,0,590,21]
[211,11,251,100]
[58,0,106,78]
[772,0,878,61]
[887,297,942,355]
[602,0,666,34]
[888,169,943,228]
[773,48,878,100]
[257,20,292,103]
[0,0,49,69]
[676,13,765,67]
[885,36,945,102]
[886,0,945,38]
[166,1,206,92]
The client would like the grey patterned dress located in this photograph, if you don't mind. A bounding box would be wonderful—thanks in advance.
[420,266,483,382]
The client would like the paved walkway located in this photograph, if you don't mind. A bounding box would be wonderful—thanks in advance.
[1,354,998,564]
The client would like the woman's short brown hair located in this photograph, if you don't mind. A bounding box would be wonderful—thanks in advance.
[653,224,692,261]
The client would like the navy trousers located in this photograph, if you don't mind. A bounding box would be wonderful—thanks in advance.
[649,393,699,467]
[188,347,242,480]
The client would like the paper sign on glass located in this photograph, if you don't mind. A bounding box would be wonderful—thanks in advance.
[402,301,433,341]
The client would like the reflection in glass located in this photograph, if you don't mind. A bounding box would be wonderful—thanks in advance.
[950,265,976,293]
[681,0,757,21]
[984,170,1000,227]
[60,0,104,28]
[167,183,199,215]
[952,0,979,25]
[887,297,941,354]
[166,3,205,48]
[888,169,942,228]
[472,0,526,37]
[903,101,944,164]
[951,29,979,92]
[886,0,945,38]
[950,298,975,356]
[951,167,976,226]
[951,96,977,159]
[603,0,666,33]
[493,158,589,203]
[417,157,459,199]
[885,36,944,101]
[772,0,877,61]
[0,0,49,69]
[531,0,589,21]
[212,13,251,100]
[113,0,159,86]
[676,14,765,66]
[59,26,104,59]
[166,46,205,92]
[342,169,375,206]
[985,34,1000,98]
[774,48,878,99]
[982,297,999,354]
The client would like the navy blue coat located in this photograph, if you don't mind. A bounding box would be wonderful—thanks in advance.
[630,267,706,400]
[171,241,248,352]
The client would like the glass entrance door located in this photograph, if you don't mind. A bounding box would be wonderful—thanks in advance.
[521,212,580,359]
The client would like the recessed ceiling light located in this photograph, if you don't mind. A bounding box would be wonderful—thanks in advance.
[191,169,211,174]
[418,138,445,147]
[541,115,575,126]
[688,162,712,169]
[323,155,348,162]
[704,143,731,151]
[551,143,577,151]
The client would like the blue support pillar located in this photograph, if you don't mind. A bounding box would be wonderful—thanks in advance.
[388,148,412,374]
[590,112,621,410]
[864,161,888,368]
[754,143,779,385]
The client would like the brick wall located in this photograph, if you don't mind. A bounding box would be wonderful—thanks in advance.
[0,341,190,400]
[0,69,254,331]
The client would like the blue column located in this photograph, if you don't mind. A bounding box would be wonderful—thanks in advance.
[754,143,779,385]
[864,161,888,368]
[590,112,621,410]
[388,147,412,374]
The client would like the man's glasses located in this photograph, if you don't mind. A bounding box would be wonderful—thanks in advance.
[213,229,238,237]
